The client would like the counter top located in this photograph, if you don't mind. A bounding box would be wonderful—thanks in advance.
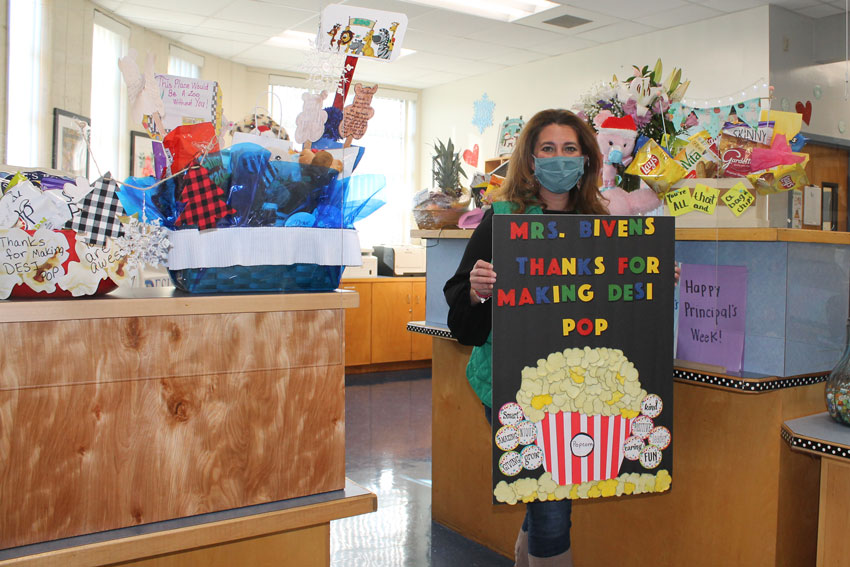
[412,227,850,245]
[0,287,358,323]
[782,412,850,460]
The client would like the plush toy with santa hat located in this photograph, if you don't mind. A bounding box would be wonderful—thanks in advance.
[592,111,661,216]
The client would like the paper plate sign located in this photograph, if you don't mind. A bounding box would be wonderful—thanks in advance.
[149,74,223,136]
[319,4,408,62]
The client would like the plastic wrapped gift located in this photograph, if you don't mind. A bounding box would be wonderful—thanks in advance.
[119,142,385,294]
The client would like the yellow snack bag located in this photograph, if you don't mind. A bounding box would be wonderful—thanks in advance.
[625,139,687,197]
[747,163,809,195]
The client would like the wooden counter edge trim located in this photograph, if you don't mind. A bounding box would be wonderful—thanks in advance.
[0,483,377,567]
[413,227,850,245]
[781,424,850,461]
[0,289,358,323]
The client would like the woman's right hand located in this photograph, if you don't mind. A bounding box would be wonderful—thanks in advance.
[469,260,497,304]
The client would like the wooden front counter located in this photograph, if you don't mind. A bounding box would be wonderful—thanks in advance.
[0,288,357,551]
[429,335,826,567]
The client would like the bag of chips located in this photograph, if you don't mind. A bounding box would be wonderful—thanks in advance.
[747,163,809,195]
[625,139,687,197]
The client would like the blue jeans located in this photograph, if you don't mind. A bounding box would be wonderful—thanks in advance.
[484,405,572,557]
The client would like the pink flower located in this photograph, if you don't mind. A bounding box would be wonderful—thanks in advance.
[652,95,670,114]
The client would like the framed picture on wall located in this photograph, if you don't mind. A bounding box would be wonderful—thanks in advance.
[129,130,156,178]
[52,108,90,178]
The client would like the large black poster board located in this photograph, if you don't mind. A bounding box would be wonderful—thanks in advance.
[491,215,674,504]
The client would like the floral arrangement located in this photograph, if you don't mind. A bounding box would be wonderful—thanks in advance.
[575,59,691,155]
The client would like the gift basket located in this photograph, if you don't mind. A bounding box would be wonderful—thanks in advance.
[574,60,810,225]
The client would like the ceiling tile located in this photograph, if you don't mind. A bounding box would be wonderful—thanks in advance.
[177,34,259,59]
[771,0,823,9]
[118,0,231,15]
[576,20,656,43]
[557,0,690,17]
[120,16,202,34]
[466,22,572,49]
[407,10,500,38]
[209,1,315,28]
[196,18,284,39]
[529,35,597,56]
[337,0,434,19]
[696,0,771,12]
[394,51,479,72]
[492,49,550,67]
[92,0,123,10]
[232,44,309,67]
[635,4,723,28]
[113,5,206,25]
[803,3,844,17]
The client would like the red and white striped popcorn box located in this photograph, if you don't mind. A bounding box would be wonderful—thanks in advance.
[535,411,633,486]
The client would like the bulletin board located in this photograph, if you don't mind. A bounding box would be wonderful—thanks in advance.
[491,215,675,504]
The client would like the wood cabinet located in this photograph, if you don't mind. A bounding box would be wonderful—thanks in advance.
[342,277,431,367]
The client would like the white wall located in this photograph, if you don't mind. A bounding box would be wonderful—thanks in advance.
[769,5,850,143]
[0,0,278,178]
[418,6,772,190]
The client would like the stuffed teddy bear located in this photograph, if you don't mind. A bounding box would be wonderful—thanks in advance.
[592,112,661,216]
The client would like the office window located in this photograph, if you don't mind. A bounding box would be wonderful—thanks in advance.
[168,45,203,79]
[6,0,43,167]
[270,77,418,247]
[90,11,129,178]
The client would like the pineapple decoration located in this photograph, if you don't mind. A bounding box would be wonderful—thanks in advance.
[432,138,467,200]
[413,138,471,229]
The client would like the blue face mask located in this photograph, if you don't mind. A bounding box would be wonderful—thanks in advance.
[533,156,585,194]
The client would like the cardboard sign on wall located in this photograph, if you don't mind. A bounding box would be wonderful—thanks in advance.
[491,215,675,505]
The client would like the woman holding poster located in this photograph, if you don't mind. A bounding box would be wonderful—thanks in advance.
[444,108,607,567]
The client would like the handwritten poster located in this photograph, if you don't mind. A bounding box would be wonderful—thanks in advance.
[676,263,747,372]
[154,74,222,135]
[491,215,675,505]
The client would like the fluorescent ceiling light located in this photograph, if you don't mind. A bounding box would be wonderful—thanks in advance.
[267,30,416,57]
[401,0,558,22]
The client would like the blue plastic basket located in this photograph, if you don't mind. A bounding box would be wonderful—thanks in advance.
[169,264,344,294]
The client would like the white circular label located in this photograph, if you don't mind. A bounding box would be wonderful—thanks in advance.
[639,444,662,469]
[499,402,525,426]
[517,420,536,445]
[623,436,645,461]
[631,415,654,439]
[648,426,671,450]
[570,433,595,457]
[499,451,523,476]
[521,444,543,470]
[495,425,520,451]
[640,394,663,418]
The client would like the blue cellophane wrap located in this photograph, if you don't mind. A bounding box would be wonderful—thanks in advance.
[119,142,385,293]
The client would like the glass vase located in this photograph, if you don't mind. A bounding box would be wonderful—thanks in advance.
[825,322,850,426]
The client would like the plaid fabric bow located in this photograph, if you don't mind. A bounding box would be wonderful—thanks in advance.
[68,174,125,246]
[175,164,235,229]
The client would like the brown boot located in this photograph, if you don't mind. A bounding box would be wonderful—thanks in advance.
[528,548,573,566]
[513,528,529,567]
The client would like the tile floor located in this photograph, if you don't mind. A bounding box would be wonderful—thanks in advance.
[332,370,513,567]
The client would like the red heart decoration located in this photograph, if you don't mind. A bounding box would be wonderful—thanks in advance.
[795,100,812,125]
[463,144,479,167]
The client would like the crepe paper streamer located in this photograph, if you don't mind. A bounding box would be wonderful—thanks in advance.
[69,175,126,246]
[472,93,495,134]
[118,49,164,127]
[174,165,236,230]
[340,83,378,145]
[295,90,329,144]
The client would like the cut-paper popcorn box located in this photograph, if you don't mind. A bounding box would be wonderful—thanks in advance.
[535,410,633,486]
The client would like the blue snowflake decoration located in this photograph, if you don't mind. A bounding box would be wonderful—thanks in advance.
[472,93,495,134]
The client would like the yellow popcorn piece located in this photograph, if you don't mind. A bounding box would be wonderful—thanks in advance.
[654,470,672,492]
[615,372,625,384]
[569,371,585,384]
[621,408,639,419]
[588,485,601,498]
[531,394,553,410]
[607,391,624,405]
[569,485,579,499]
[623,482,635,495]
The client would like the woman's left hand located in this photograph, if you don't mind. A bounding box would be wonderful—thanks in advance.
[674,263,681,286]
